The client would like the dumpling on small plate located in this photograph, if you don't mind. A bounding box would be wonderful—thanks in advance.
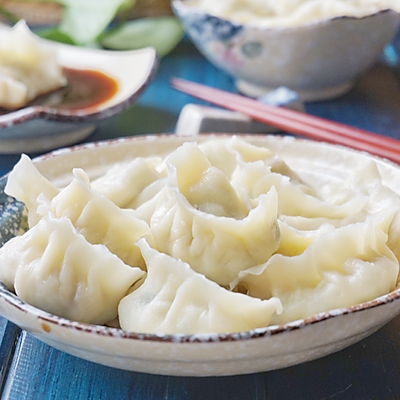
[0,20,66,109]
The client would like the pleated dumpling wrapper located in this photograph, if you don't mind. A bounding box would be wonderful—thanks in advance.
[0,20,66,109]
[47,168,150,270]
[2,136,400,334]
[5,156,150,269]
[134,141,281,286]
[90,157,163,209]
[232,219,399,325]
[0,210,144,325]
[119,238,282,335]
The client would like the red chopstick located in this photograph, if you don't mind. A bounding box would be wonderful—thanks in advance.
[170,77,400,164]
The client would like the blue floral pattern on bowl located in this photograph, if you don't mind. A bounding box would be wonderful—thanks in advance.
[172,0,400,101]
[184,13,243,43]
[171,4,247,71]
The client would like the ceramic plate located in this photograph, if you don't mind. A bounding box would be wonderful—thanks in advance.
[0,41,157,154]
[0,133,400,377]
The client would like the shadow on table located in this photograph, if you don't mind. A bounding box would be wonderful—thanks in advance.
[306,61,400,141]
[87,105,179,142]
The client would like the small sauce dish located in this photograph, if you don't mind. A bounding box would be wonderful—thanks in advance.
[0,40,158,154]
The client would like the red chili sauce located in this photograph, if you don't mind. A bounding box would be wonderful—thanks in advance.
[0,67,118,114]
[55,67,119,110]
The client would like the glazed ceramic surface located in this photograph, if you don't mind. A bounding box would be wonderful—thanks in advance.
[172,0,400,101]
[0,133,400,377]
[0,43,157,154]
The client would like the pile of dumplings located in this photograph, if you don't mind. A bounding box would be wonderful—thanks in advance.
[186,0,400,28]
[0,136,399,335]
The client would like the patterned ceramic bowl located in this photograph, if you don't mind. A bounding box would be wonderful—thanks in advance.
[1,133,400,377]
[171,0,400,101]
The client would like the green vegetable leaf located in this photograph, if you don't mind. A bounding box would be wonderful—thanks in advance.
[100,17,184,57]
[0,5,19,24]
[58,0,129,45]
[118,0,136,13]
[35,27,76,45]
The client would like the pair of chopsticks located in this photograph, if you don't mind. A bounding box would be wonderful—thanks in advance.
[170,77,400,164]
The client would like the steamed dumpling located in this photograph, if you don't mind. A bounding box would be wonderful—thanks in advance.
[0,73,26,109]
[6,156,150,269]
[119,238,282,334]
[199,136,275,180]
[0,20,66,108]
[0,211,144,324]
[91,157,162,208]
[276,219,336,257]
[3,136,400,335]
[232,157,369,218]
[132,140,280,285]
[275,160,400,259]
[166,141,248,219]
[5,154,59,227]
[233,219,399,324]
[46,168,150,269]
[135,185,280,286]
[198,138,240,178]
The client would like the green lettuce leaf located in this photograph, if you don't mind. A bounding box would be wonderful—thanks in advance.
[58,0,130,45]
[35,27,75,45]
[100,17,184,57]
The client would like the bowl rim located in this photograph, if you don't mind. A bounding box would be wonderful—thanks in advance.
[1,133,400,344]
[1,281,400,344]
[172,0,400,32]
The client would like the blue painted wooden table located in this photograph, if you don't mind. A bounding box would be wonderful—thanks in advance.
[1,32,400,399]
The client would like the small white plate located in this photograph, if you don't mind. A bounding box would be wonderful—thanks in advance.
[0,42,157,154]
[0,133,400,377]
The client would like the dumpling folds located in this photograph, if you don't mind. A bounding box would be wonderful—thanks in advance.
[0,211,144,324]
[233,220,399,325]
[44,168,150,269]
[119,238,282,334]
[132,141,281,285]
[91,157,162,208]
[135,184,280,286]
[232,158,369,218]
[5,154,60,227]
[276,219,336,257]
[275,161,400,260]
[0,72,27,110]
[198,136,275,180]
[276,178,400,258]
[166,141,248,219]
[0,21,66,108]
[6,156,150,269]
